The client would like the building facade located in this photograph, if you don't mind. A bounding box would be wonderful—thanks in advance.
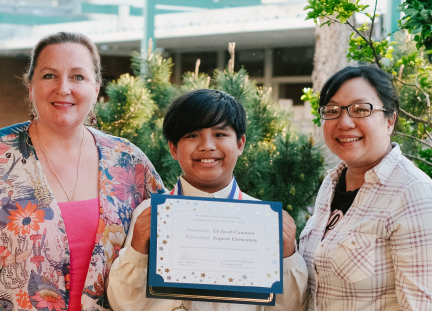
[0,0,388,132]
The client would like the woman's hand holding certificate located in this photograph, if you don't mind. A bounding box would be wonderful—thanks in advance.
[282,211,297,258]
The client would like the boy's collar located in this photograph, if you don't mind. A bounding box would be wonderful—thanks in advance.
[179,176,235,198]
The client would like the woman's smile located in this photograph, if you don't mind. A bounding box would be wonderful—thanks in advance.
[52,101,75,108]
[336,137,362,143]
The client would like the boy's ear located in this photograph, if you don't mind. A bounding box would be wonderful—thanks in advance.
[168,141,179,160]
[237,135,246,156]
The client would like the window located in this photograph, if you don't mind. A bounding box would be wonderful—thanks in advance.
[273,47,314,76]
[181,52,217,77]
[225,49,264,77]
[278,83,312,106]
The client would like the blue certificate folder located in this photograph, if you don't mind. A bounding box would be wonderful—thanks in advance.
[147,194,283,306]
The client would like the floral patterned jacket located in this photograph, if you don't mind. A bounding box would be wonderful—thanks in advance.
[0,121,165,311]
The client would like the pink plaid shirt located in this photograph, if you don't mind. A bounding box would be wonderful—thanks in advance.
[299,143,432,311]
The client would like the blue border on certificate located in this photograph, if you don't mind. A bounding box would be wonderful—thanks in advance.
[149,194,283,295]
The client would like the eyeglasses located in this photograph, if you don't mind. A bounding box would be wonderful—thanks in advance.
[318,103,388,120]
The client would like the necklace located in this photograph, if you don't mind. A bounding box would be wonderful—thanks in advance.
[35,123,85,202]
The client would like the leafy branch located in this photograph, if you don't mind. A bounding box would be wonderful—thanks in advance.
[345,19,382,68]
[398,0,432,50]
[398,107,432,128]
[404,154,432,166]
[368,0,377,42]
[393,75,431,117]
[394,131,432,148]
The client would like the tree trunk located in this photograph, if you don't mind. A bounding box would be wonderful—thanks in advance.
[312,19,354,92]
[312,18,354,167]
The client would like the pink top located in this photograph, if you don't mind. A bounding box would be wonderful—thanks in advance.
[58,198,100,311]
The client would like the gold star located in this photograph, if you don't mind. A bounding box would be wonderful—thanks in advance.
[157,212,160,215]
[277,241,279,244]
[165,268,170,273]
[163,221,167,224]
[160,257,164,260]
[157,234,159,238]
[201,273,206,278]
[193,208,196,211]
[274,271,278,275]
[273,253,276,256]
[228,278,234,283]
[162,240,167,245]
[267,274,271,278]
[166,206,170,210]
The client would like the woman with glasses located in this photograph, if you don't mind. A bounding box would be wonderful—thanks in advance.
[298,66,432,310]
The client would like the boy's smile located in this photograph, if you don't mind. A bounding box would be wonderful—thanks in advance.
[169,123,246,193]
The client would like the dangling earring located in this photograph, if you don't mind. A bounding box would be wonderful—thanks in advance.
[89,109,97,125]
[30,114,35,121]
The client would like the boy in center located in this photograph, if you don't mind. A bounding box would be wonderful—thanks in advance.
[107,89,308,311]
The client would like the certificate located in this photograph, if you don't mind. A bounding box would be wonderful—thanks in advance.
[147,194,283,305]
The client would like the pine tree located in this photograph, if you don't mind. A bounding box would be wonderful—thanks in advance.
[95,42,326,235]
[96,74,156,141]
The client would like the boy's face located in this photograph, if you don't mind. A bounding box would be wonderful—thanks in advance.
[169,123,246,193]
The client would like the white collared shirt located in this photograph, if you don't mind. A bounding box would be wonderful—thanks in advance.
[108,179,308,311]
[299,143,432,310]
[179,176,255,200]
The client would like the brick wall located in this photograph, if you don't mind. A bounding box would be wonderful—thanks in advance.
[0,56,29,128]
[0,54,133,129]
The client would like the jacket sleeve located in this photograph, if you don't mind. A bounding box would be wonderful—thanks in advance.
[389,182,432,310]
[107,199,151,311]
[267,250,309,311]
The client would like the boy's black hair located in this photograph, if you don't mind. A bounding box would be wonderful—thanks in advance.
[319,65,399,121]
[163,89,246,146]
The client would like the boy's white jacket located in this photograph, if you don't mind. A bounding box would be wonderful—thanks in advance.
[107,177,309,311]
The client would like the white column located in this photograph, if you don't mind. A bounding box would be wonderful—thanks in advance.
[140,0,148,76]
[174,52,182,85]
[264,48,275,98]
[217,50,225,70]
[264,48,273,88]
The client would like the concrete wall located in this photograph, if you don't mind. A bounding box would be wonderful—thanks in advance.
[0,55,133,129]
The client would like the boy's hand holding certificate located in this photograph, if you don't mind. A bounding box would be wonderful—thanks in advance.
[147,194,283,306]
